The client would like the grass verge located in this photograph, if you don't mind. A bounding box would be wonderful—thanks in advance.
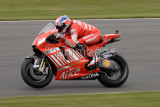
[0,91,160,107]
[0,0,160,20]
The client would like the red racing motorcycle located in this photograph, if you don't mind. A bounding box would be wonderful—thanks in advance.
[21,23,129,88]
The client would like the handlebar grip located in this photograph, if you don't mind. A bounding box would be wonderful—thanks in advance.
[115,30,119,34]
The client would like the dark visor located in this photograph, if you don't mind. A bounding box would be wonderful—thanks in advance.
[56,23,65,32]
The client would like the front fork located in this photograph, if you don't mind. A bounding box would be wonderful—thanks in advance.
[33,54,48,74]
[38,55,46,72]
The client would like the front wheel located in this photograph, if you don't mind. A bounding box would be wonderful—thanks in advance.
[21,58,53,88]
[98,53,129,87]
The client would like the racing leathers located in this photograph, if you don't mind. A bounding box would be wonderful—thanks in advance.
[60,20,101,67]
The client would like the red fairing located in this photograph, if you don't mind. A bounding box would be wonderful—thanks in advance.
[89,34,120,51]
[32,26,120,80]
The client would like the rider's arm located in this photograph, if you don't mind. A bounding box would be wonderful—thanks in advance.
[62,28,78,48]
[62,34,77,48]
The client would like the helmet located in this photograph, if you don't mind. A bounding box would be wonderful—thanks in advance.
[55,15,71,34]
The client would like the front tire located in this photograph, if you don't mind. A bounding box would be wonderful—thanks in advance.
[98,53,129,87]
[21,58,53,88]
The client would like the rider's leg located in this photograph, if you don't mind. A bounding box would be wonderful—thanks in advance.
[78,31,101,67]
[78,32,101,46]
[85,49,100,67]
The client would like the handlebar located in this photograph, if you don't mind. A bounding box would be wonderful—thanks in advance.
[46,34,59,44]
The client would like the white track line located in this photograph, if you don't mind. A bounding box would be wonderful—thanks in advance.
[0,20,53,23]
[39,90,160,97]
[1,90,160,99]
[86,18,160,21]
[0,18,160,23]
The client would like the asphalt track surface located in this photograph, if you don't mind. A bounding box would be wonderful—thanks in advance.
[0,19,160,98]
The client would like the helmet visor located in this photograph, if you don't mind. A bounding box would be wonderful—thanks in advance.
[56,24,65,32]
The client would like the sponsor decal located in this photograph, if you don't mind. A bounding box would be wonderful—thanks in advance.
[71,33,78,43]
[47,48,85,68]
[81,72,99,80]
[103,60,111,67]
[44,47,59,55]
[105,38,111,43]
[45,45,55,52]
[57,60,87,71]
[71,29,76,34]
[84,23,87,30]
[77,20,82,25]
[89,25,91,31]
[38,37,46,45]
[83,34,94,39]
[60,68,80,80]
[86,35,98,43]
[73,20,82,25]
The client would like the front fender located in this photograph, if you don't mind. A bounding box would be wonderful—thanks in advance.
[25,54,40,60]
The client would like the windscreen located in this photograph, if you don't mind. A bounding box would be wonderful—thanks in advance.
[38,23,55,36]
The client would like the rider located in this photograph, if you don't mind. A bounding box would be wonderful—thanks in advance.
[55,15,101,68]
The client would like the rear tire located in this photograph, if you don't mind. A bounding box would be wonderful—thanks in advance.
[98,53,129,87]
[21,58,53,88]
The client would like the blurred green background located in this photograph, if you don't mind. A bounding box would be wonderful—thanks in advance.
[0,0,160,20]
[0,91,160,107]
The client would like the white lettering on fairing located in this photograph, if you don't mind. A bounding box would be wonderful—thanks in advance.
[86,35,98,43]
[59,68,80,80]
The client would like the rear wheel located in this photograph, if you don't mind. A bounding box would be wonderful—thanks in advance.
[98,53,129,87]
[21,58,53,88]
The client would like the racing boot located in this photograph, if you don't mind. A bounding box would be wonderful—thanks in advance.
[88,54,100,67]
[86,49,100,69]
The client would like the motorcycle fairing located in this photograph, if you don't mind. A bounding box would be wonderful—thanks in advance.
[32,27,120,80]
[44,46,100,80]
[88,34,120,52]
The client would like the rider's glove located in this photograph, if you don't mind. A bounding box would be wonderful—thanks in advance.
[61,37,66,42]
[56,33,66,42]
[55,33,62,39]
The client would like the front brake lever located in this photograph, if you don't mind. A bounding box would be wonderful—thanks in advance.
[115,30,119,34]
